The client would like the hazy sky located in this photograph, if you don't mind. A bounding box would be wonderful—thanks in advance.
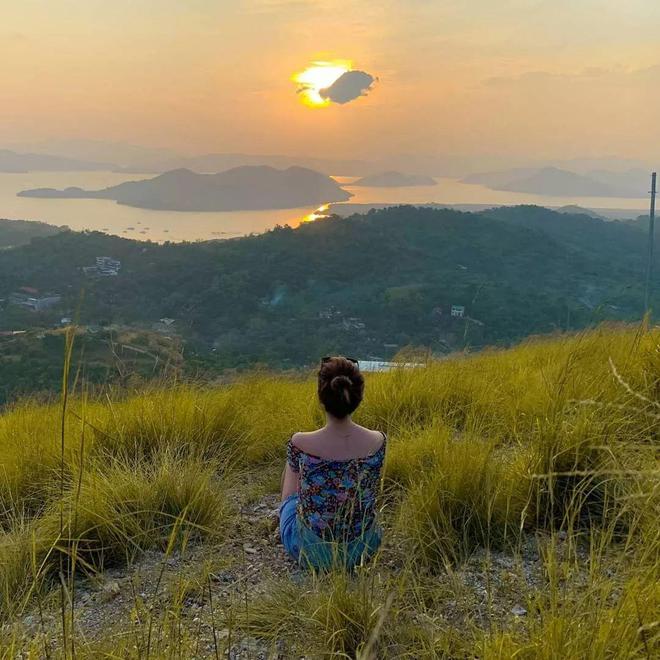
[2,0,659,162]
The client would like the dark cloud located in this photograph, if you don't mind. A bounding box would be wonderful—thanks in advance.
[320,70,375,104]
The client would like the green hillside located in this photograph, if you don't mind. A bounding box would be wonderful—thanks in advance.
[0,205,658,405]
[0,218,65,248]
[1,324,658,656]
[0,327,183,405]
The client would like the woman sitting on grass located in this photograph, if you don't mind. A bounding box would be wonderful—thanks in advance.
[280,356,386,570]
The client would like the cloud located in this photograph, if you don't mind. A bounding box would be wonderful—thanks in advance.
[320,70,376,104]
[484,65,660,88]
[4,31,28,43]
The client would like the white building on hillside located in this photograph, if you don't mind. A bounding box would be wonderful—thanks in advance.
[95,256,121,276]
[451,305,465,318]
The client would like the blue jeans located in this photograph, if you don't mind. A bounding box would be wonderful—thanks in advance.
[279,494,382,571]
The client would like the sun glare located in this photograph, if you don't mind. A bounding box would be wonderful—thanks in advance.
[301,203,331,223]
[293,60,351,107]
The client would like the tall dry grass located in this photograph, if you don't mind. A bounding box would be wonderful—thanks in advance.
[0,322,658,656]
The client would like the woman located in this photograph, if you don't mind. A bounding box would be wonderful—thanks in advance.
[280,356,386,570]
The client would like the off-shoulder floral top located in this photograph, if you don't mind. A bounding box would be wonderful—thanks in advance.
[287,433,387,542]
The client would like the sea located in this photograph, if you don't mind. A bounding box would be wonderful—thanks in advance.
[0,171,650,243]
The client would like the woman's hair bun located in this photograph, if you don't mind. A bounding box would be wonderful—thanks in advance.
[318,356,365,418]
[330,375,352,403]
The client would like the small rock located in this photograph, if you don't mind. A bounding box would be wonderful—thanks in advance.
[243,544,258,554]
[511,604,527,616]
[557,530,568,541]
[100,580,121,602]
[290,572,306,586]
[494,555,514,570]
[210,571,234,583]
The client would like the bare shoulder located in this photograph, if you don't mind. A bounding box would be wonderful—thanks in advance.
[354,425,386,451]
[290,430,323,451]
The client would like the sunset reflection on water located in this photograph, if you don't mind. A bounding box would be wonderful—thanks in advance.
[301,203,331,223]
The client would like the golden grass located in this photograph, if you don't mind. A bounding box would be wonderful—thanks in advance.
[0,322,658,656]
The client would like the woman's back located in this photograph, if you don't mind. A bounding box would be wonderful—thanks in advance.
[287,427,386,542]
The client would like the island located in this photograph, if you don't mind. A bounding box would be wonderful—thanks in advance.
[351,171,436,187]
[18,165,353,211]
[462,166,641,198]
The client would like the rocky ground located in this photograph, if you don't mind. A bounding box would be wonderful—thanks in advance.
[6,491,560,659]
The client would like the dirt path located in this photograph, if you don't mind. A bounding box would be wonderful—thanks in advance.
[9,490,556,658]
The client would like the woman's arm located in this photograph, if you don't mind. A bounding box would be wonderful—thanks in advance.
[281,462,299,501]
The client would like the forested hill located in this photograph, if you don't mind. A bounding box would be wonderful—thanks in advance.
[0,205,657,372]
[0,218,66,248]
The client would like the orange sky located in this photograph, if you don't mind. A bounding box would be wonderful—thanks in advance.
[1,1,658,162]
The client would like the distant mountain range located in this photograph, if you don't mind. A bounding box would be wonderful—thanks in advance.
[156,154,371,177]
[8,141,372,176]
[18,166,352,211]
[3,140,653,205]
[5,140,653,183]
[351,171,436,187]
[462,166,648,198]
[0,149,114,173]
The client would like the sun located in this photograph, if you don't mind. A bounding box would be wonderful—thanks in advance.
[292,60,352,107]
